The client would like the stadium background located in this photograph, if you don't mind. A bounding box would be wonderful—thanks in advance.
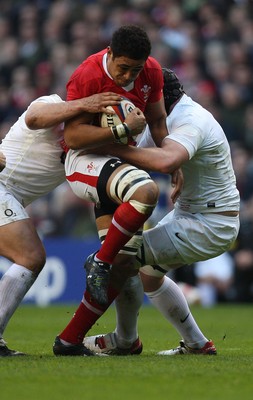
[1,0,253,305]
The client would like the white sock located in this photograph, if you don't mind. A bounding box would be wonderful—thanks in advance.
[114,274,144,348]
[146,275,208,348]
[0,263,36,336]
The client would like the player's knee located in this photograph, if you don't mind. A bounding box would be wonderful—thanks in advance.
[22,247,46,275]
[109,166,158,209]
[140,269,164,292]
[131,180,159,208]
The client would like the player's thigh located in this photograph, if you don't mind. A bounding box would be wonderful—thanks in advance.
[143,210,239,267]
[65,151,112,204]
[0,188,45,270]
[0,219,46,271]
[142,216,185,267]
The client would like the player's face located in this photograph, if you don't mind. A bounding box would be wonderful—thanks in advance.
[107,49,145,87]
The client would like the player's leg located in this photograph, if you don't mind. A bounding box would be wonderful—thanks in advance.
[0,195,46,356]
[53,268,120,357]
[65,152,158,303]
[97,163,158,263]
[83,273,144,355]
[53,207,140,356]
[85,211,218,356]
[140,267,216,355]
[85,161,158,304]
[53,258,137,356]
[84,211,239,355]
[66,153,158,260]
[114,273,143,347]
[54,155,156,355]
[84,212,144,353]
[84,263,213,356]
[53,196,145,356]
[137,214,217,355]
[80,211,144,356]
[53,218,120,354]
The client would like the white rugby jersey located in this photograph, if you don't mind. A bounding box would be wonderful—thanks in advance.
[139,94,240,213]
[0,95,65,207]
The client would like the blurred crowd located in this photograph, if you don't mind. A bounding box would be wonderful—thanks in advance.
[1,0,253,304]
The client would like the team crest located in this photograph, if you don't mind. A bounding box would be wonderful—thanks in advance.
[141,85,151,101]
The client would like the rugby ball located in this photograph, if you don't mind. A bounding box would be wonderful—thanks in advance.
[100,98,137,145]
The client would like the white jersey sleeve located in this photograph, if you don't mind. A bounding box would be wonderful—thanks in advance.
[137,127,156,148]
[168,95,240,213]
[0,94,66,207]
[139,94,240,213]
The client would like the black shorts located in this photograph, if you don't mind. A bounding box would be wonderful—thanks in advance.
[95,158,127,218]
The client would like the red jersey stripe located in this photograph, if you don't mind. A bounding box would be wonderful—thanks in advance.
[66,172,98,187]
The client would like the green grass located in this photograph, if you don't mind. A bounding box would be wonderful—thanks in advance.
[1,304,253,400]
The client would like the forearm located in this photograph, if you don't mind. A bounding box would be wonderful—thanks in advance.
[25,100,86,129]
[64,123,115,150]
[107,144,175,174]
[25,92,123,130]
[145,97,168,147]
[148,116,168,148]
[64,106,146,150]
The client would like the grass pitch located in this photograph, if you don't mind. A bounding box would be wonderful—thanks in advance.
[1,303,253,400]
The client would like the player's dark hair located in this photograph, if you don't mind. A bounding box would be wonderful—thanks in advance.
[162,68,185,114]
[110,25,151,60]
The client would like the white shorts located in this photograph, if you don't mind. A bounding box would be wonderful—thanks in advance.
[141,208,240,276]
[0,183,29,226]
[65,150,120,206]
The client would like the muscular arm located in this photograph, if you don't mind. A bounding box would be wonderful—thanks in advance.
[64,107,146,150]
[25,92,122,130]
[99,138,189,174]
[145,97,168,147]
[64,113,115,149]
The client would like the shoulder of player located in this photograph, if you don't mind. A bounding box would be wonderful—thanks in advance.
[85,48,107,63]
[145,56,162,69]
[142,57,163,83]
[168,99,201,129]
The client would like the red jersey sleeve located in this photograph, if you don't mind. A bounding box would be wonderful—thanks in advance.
[144,57,164,104]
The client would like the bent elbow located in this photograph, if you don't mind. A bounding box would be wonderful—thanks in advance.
[64,136,79,150]
[159,165,172,174]
[155,160,174,175]
[25,115,40,130]
[25,113,49,130]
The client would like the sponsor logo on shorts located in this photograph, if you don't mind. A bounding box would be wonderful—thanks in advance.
[110,160,121,168]
[4,209,14,217]
[87,162,96,173]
